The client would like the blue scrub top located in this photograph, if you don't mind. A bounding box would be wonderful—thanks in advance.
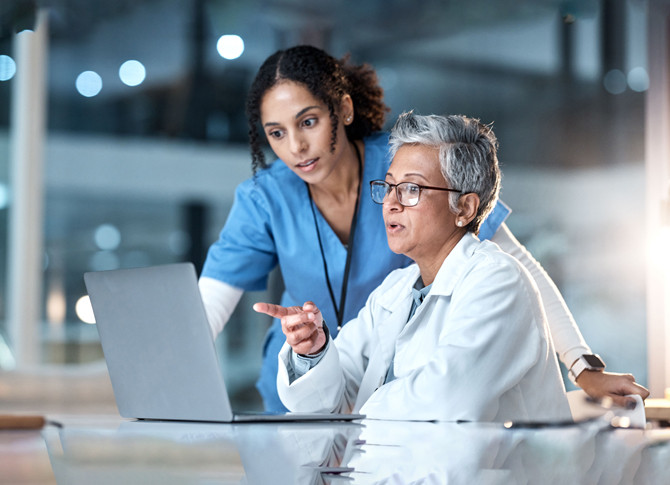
[201,132,511,411]
[202,133,410,329]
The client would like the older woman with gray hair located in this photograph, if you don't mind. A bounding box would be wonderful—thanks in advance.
[254,112,571,422]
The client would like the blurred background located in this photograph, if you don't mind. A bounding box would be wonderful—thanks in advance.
[0,0,667,412]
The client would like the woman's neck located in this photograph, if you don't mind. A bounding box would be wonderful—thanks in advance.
[415,230,466,286]
[309,141,361,203]
[307,140,364,245]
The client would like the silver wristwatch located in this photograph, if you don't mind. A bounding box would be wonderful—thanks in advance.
[568,354,606,384]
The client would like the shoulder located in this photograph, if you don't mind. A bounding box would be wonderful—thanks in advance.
[364,132,390,147]
[239,159,296,191]
[435,237,536,308]
[361,132,392,179]
[473,239,523,270]
[466,239,531,290]
[235,160,302,206]
[363,132,390,158]
[444,235,525,289]
[478,200,512,241]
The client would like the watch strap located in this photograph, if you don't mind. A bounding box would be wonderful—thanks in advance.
[568,354,605,384]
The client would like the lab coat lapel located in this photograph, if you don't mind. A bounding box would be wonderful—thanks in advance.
[353,236,479,412]
[353,280,414,413]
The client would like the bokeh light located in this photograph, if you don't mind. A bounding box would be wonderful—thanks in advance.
[216,35,244,60]
[603,69,627,95]
[94,223,121,251]
[627,67,649,92]
[119,60,146,87]
[0,183,10,210]
[76,71,103,97]
[75,295,96,324]
[0,55,16,81]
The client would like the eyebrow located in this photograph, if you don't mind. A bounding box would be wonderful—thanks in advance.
[295,106,320,118]
[385,171,430,182]
[263,105,322,128]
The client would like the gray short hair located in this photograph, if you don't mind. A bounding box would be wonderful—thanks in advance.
[388,112,501,234]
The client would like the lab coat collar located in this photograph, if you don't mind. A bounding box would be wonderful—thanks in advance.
[430,233,480,297]
[376,233,481,313]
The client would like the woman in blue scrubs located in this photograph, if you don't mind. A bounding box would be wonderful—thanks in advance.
[199,45,648,412]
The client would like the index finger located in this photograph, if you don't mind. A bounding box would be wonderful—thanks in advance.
[253,302,290,319]
[624,381,650,400]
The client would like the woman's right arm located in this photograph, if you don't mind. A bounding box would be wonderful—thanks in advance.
[198,178,279,340]
[198,276,244,339]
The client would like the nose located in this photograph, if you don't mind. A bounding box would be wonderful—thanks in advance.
[288,130,306,155]
[383,185,402,212]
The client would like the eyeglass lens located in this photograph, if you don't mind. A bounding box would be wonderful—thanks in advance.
[370,181,420,207]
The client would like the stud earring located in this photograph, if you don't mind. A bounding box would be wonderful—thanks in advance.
[457,221,463,227]
[346,116,352,123]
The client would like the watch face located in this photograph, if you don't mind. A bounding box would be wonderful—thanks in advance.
[583,354,605,369]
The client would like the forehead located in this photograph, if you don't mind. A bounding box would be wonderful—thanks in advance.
[260,81,323,120]
[389,144,442,180]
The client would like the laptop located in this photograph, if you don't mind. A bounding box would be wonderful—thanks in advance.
[84,262,363,423]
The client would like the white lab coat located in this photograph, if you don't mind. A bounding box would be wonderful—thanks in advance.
[277,234,571,423]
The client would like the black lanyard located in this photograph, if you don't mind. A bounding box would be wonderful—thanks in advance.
[307,142,363,331]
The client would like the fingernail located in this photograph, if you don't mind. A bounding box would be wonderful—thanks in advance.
[625,400,637,410]
[307,312,314,320]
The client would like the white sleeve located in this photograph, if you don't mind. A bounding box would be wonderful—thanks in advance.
[198,276,244,340]
[277,290,377,414]
[490,223,591,369]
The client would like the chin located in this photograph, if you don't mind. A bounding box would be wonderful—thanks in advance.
[387,240,408,257]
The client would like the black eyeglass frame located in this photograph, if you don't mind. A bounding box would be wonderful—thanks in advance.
[369,180,462,207]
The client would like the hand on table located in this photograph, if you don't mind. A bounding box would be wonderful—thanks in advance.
[253,301,327,356]
[577,370,650,409]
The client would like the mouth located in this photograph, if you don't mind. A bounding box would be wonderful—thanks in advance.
[296,158,318,171]
[386,221,405,233]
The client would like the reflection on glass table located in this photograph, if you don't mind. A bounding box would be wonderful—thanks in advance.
[35,413,670,485]
[43,419,363,485]
[340,416,670,484]
[44,421,244,485]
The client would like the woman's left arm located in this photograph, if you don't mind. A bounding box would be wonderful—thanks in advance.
[490,223,588,367]
[491,222,649,405]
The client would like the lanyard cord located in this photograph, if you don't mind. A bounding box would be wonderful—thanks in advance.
[307,142,363,331]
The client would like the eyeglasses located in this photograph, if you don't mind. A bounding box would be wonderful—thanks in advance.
[369,180,462,207]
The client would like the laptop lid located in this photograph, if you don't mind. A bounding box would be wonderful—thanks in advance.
[85,263,363,423]
[85,263,236,422]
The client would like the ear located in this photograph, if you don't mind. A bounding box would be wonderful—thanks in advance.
[456,193,480,227]
[340,94,354,125]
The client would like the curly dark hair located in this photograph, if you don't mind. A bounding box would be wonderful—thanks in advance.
[245,45,390,173]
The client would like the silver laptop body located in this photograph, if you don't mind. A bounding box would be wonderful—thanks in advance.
[84,262,363,423]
